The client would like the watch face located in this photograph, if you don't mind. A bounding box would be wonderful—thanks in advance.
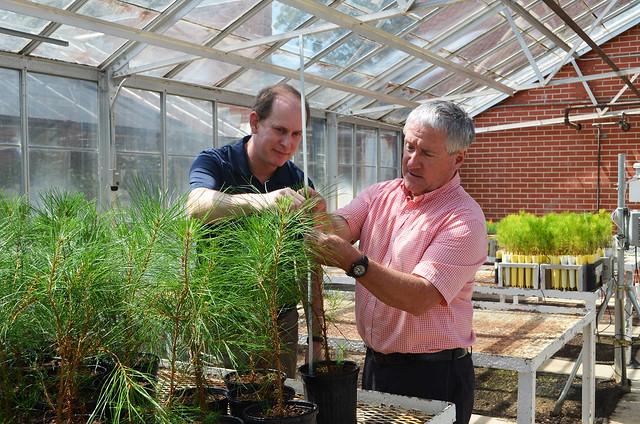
[353,264,366,277]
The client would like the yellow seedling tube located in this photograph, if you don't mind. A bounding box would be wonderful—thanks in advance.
[560,255,569,290]
[510,254,519,287]
[523,255,532,288]
[550,255,561,289]
[568,255,577,290]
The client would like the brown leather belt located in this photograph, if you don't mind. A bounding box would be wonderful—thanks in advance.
[367,347,470,364]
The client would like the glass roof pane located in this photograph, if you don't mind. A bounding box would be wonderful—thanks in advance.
[343,0,395,14]
[264,50,302,70]
[32,0,158,65]
[306,62,342,79]
[280,28,350,58]
[412,1,484,42]
[456,24,512,69]
[354,47,409,77]
[124,0,174,11]
[322,36,379,68]
[428,74,472,97]
[378,14,417,36]
[337,72,373,88]
[0,36,28,53]
[230,1,313,40]
[183,0,261,30]
[308,87,351,109]
[129,20,219,70]
[224,69,284,94]
[174,59,241,86]
[217,34,270,58]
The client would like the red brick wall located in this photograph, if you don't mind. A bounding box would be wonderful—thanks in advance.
[462,25,640,221]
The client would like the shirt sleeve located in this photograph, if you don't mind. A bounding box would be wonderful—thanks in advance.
[189,151,223,190]
[335,183,380,242]
[413,213,487,305]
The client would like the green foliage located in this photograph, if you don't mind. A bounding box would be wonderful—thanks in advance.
[496,211,612,255]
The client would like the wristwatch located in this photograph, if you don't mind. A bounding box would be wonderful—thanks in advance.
[346,255,369,278]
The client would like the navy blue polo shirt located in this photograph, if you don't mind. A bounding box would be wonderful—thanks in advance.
[189,135,313,193]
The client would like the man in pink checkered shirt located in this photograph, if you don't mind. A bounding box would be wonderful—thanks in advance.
[315,101,487,424]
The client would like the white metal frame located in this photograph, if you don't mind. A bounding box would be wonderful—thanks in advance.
[473,285,597,424]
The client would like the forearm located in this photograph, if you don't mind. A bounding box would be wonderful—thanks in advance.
[324,236,443,316]
[356,261,444,316]
[186,188,265,223]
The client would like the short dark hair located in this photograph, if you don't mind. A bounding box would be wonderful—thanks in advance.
[253,84,310,124]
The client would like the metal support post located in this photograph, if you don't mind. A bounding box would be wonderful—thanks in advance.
[614,154,629,387]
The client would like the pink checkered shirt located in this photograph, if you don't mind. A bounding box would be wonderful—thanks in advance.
[336,174,486,354]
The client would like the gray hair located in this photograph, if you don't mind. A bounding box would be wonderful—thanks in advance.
[405,101,475,153]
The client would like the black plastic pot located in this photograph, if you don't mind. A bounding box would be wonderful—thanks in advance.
[217,415,244,423]
[224,368,286,393]
[174,386,229,414]
[242,400,318,424]
[228,385,295,419]
[298,361,359,424]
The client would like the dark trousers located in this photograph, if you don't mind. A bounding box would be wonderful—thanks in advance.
[362,347,475,424]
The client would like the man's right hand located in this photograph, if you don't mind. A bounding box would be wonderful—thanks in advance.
[265,187,307,209]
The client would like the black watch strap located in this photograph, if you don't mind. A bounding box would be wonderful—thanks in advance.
[346,255,369,278]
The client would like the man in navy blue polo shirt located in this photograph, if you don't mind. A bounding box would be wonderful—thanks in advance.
[187,83,323,377]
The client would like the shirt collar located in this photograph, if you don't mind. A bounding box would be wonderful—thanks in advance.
[401,172,461,203]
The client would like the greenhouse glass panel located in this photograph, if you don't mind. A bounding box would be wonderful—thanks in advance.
[378,15,417,36]
[412,1,483,41]
[29,149,98,201]
[0,147,22,196]
[184,0,262,30]
[217,103,251,148]
[115,153,161,204]
[322,37,378,68]
[225,70,284,95]
[270,1,314,34]
[264,50,303,71]
[27,73,98,149]
[168,156,194,199]
[166,95,213,155]
[379,166,398,182]
[114,88,161,153]
[281,28,350,58]
[175,59,241,86]
[125,0,174,11]
[379,130,399,168]
[338,123,353,165]
[293,118,326,189]
[306,62,344,79]
[337,164,353,209]
[33,0,158,65]
[0,68,20,146]
[355,165,376,193]
[308,87,351,109]
[0,34,27,52]
[342,0,395,14]
[355,127,376,166]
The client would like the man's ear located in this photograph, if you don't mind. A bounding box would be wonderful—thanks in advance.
[454,149,467,168]
[249,111,260,134]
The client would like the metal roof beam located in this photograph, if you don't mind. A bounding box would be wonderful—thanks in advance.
[542,0,621,85]
[501,6,543,84]
[279,0,514,95]
[541,0,640,98]
[349,89,500,115]
[518,66,640,90]
[118,0,410,76]
[0,25,68,46]
[19,0,87,55]
[101,0,206,72]
[0,0,417,108]
[499,0,575,57]
[570,59,601,110]
[476,107,640,133]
